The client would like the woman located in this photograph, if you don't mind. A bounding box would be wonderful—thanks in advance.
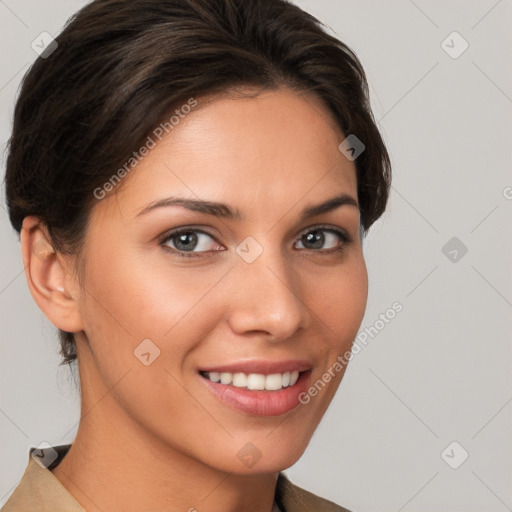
[2,0,391,510]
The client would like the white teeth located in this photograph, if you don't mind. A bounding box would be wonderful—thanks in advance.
[232,372,247,387]
[220,372,232,385]
[247,373,265,390]
[209,372,221,383]
[265,373,283,391]
[203,370,302,391]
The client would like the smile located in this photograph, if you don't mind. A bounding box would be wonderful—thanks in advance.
[201,370,300,391]
[198,362,312,416]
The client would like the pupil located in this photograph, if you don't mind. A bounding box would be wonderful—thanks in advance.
[175,232,197,251]
[304,230,324,249]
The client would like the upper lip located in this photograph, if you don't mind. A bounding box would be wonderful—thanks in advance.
[198,359,312,375]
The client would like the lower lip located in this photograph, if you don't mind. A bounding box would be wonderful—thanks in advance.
[199,371,311,417]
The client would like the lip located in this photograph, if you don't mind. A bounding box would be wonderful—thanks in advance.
[198,359,312,375]
[198,361,312,417]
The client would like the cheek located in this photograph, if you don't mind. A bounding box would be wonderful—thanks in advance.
[78,243,228,366]
[307,252,368,351]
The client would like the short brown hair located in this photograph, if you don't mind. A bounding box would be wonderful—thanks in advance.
[5,0,391,366]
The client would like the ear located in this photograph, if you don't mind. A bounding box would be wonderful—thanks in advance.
[20,216,85,333]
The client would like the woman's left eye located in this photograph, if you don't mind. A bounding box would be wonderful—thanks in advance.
[295,227,350,252]
[160,226,351,258]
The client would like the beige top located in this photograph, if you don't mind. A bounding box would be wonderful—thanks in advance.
[2,445,352,512]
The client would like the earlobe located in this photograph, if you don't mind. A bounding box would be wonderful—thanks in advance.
[20,216,85,333]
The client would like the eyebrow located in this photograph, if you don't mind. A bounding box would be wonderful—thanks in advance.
[136,193,359,220]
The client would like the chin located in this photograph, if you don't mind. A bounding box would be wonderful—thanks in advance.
[202,432,312,476]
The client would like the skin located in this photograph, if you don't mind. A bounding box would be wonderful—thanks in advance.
[21,87,368,512]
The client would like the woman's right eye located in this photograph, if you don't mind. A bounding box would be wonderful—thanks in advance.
[160,229,224,258]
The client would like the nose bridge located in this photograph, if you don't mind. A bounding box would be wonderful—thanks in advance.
[227,237,310,339]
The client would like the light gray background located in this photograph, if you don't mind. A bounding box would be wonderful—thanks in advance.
[1,1,511,511]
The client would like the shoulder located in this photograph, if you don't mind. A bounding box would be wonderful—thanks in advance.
[275,472,354,512]
[1,445,84,512]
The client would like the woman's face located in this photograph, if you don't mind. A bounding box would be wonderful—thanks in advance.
[72,88,367,474]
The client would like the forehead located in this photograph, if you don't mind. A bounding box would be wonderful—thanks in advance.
[97,88,357,221]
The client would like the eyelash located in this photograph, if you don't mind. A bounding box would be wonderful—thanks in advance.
[159,225,352,259]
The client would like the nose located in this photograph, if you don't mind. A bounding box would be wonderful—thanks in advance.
[226,246,312,341]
